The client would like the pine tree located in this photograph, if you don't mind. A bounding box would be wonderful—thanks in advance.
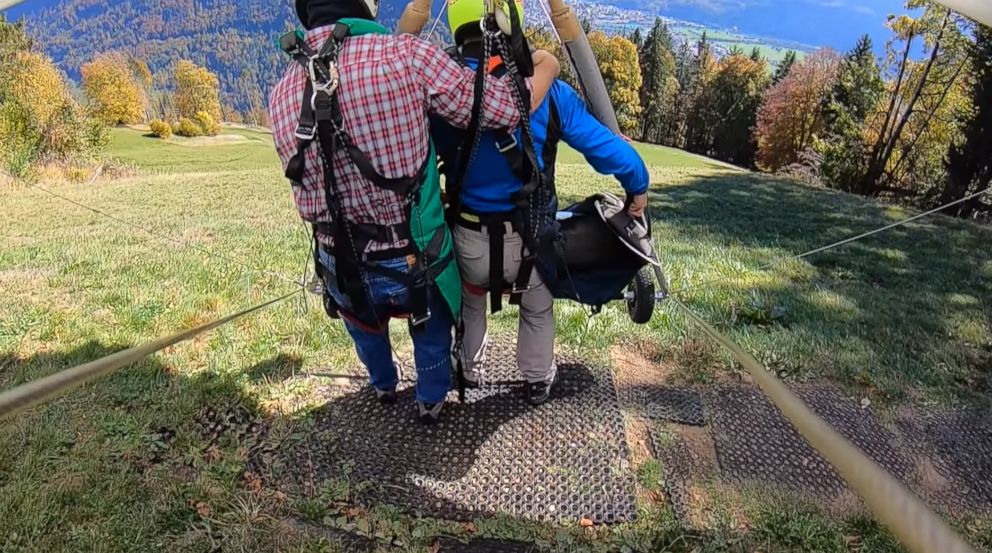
[630,27,644,51]
[685,33,716,153]
[668,39,699,148]
[637,18,676,144]
[818,34,883,191]
[942,24,992,218]
[773,50,797,84]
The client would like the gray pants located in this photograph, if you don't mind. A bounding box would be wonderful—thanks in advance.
[453,224,556,384]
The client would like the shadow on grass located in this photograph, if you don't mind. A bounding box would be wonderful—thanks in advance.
[650,172,992,401]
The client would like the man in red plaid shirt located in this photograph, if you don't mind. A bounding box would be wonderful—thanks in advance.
[270,0,559,423]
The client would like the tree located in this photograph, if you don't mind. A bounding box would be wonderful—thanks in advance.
[174,59,222,122]
[688,50,770,166]
[818,35,885,191]
[0,18,105,178]
[750,47,763,62]
[684,33,718,153]
[941,24,992,217]
[630,27,644,51]
[81,52,148,125]
[588,32,642,136]
[860,1,972,196]
[756,50,841,171]
[638,19,677,144]
[773,50,798,84]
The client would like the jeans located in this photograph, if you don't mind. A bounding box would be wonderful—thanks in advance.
[319,249,453,403]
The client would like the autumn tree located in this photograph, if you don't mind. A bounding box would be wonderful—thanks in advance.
[638,19,677,144]
[860,0,972,196]
[818,35,885,191]
[81,52,149,125]
[688,50,770,166]
[941,24,992,217]
[0,17,105,177]
[588,32,642,136]
[756,49,840,171]
[174,59,222,123]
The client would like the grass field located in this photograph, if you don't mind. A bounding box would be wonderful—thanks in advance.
[2,127,991,552]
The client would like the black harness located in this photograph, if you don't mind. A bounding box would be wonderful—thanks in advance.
[444,43,562,314]
[280,26,452,329]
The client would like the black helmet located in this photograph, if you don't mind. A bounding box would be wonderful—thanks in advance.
[296,0,380,29]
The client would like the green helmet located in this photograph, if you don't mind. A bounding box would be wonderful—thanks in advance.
[447,0,525,45]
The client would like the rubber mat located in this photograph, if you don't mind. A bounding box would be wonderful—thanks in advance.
[897,407,992,514]
[708,385,913,497]
[272,335,638,524]
[619,384,706,426]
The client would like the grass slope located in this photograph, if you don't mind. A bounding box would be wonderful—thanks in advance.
[2,128,991,551]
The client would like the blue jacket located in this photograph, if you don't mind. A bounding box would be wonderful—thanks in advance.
[431,72,650,214]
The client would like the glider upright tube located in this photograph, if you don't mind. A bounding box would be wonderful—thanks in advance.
[546,0,622,135]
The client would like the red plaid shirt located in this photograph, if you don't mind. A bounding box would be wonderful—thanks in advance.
[269,26,524,251]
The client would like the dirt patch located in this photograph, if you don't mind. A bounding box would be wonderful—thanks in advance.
[677,424,719,473]
[610,342,673,386]
[623,414,654,467]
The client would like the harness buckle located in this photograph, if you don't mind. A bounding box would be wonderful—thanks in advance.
[295,123,317,141]
[495,134,518,153]
[410,310,432,326]
[511,283,531,294]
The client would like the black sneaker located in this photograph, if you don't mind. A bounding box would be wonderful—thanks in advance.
[375,388,398,405]
[527,370,560,406]
[417,399,445,425]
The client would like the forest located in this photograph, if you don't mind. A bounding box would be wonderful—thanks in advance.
[552,0,990,219]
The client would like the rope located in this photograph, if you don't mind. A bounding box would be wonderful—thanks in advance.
[672,187,991,297]
[0,290,301,421]
[535,0,563,44]
[424,1,448,42]
[27,182,305,289]
[672,300,977,553]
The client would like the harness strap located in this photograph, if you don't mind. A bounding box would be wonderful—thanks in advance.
[486,220,506,313]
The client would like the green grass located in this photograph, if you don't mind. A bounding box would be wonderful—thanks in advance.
[2,127,992,551]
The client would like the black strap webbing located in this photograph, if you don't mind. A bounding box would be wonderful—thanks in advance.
[486,221,506,314]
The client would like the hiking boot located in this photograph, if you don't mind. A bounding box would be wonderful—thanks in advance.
[417,399,445,425]
[375,387,398,405]
[526,370,560,406]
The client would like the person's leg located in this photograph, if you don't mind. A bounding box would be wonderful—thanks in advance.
[319,248,399,397]
[409,289,455,404]
[515,269,556,385]
[453,225,492,383]
[502,232,556,404]
[343,320,400,394]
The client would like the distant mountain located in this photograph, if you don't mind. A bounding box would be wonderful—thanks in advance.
[2,0,408,112]
[2,0,907,114]
[602,0,906,53]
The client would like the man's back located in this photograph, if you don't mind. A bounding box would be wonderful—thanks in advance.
[431,77,649,214]
[269,26,522,250]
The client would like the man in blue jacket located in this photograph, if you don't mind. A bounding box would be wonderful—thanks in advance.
[431,0,650,406]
